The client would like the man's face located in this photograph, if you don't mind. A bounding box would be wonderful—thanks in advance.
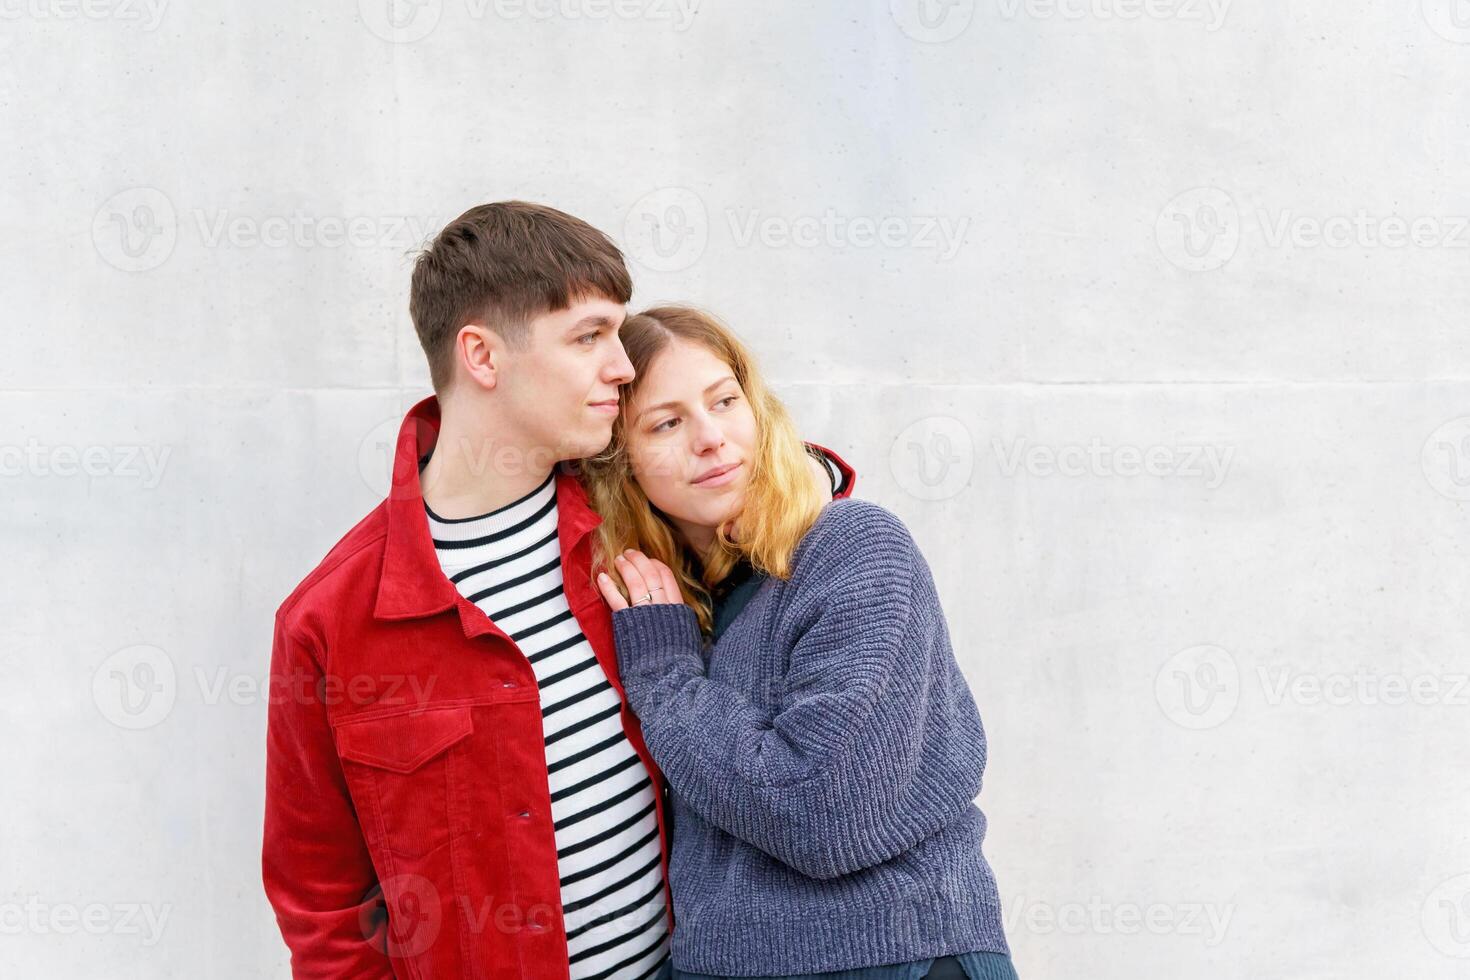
[494,296,634,464]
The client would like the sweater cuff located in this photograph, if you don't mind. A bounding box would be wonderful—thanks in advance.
[611,603,705,704]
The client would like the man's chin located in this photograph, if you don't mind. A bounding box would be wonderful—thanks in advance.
[557,424,615,463]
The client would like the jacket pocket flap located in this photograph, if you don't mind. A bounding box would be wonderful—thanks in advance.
[335,705,474,774]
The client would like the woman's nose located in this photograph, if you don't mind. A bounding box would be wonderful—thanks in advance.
[690,414,724,452]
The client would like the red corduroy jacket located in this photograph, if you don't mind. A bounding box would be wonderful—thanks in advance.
[262,394,856,979]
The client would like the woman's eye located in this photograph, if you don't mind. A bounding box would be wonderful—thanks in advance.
[714,395,738,409]
[652,418,679,433]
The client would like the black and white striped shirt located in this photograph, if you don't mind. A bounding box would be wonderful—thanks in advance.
[426,470,670,980]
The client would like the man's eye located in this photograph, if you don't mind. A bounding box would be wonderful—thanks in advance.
[578,332,599,345]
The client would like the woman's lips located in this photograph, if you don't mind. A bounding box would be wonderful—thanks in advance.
[693,462,742,487]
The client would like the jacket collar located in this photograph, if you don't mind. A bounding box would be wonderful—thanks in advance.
[372,396,856,623]
[373,395,602,623]
[806,441,856,498]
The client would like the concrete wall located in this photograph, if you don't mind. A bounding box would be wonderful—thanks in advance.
[4,1,1469,976]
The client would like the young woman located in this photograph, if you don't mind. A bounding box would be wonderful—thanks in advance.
[584,306,1017,980]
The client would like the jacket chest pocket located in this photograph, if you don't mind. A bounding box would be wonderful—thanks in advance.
[334,704,475,862]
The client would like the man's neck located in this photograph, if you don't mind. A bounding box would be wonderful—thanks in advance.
[418,408,555,521]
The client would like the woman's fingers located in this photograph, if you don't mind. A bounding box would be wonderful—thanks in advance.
[651,558,682,604]
[599,551,686,612]
[596,571,629,611]
[622,550,657,595]
[615,552,650,605]
[621,550,680,604]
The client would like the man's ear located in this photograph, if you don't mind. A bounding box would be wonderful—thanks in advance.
[456,323,502,392]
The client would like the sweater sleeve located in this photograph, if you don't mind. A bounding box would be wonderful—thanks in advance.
[612,501,988,880]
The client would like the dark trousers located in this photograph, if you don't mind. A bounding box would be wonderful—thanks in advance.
[922,957,968,980]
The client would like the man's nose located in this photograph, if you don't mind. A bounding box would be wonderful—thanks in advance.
[606,339,636,384]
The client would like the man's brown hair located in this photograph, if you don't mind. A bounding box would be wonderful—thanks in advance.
[409,201,633,392]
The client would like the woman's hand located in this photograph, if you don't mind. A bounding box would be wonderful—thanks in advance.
[597,549,684,611]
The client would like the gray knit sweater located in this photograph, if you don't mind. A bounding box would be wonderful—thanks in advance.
[611,498,1010,975]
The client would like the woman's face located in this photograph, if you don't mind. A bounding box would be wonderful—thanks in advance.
[622,338,758,553]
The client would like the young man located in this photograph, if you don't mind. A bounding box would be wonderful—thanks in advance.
[261,201,856,980]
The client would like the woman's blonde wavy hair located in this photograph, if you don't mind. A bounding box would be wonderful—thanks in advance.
[581,306,829,636]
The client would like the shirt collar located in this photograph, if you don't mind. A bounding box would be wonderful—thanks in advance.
[373,395,603,622]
